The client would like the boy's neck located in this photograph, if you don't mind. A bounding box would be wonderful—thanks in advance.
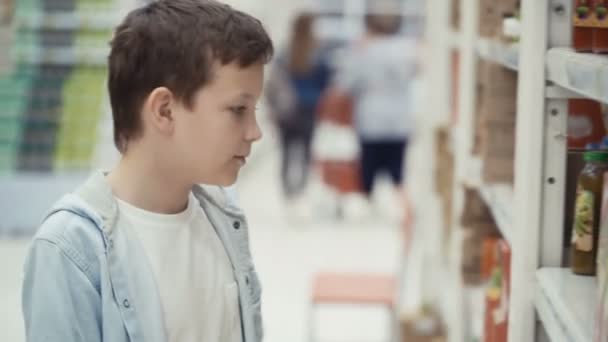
[106,150,192,215]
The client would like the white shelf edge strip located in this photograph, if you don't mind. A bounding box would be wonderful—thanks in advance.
[449,30,461,50]
[534,286,570,342]
[476,38,519,71]
[462,156,513,243]
[546,47,608,105]
[535,268,595,342]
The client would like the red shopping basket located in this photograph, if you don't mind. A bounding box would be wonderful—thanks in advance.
[317,159,362,194]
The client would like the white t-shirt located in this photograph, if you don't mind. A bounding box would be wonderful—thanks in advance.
[116,193,242,342]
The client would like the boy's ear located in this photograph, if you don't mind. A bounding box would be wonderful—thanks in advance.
[144,87,175,135]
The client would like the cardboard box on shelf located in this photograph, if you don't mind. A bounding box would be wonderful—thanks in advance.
[479,0,502,38]
[499,0,520,14]
[462,224,500,285]
[400,310,447,342]
[461,187,494,226]
[478,62,518,94]
[434,127,455,241]
[476,62,518,126]
[462,229,484,285]
[478,95,517,125]
[482,157,514,184]
[479,0,520,38]
[480,119,516,157]
[451,0,461,30]
[480,115,516,184]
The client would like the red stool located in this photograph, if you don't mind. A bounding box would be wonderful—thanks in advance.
[309,272,399,342]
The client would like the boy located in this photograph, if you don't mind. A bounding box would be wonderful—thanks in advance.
[21,1,273,342]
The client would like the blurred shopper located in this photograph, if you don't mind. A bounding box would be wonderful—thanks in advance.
[266,13,331,206]
[334,11,418,221]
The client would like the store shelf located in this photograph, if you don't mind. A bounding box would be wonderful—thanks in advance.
[476,38,519,71]
[0,173,88,235]
[15,12,122,30]
[479,184,513,244]
[546,48,608,105]
[14,47,109,66]
[535,268,596,342]
[449,30,461,50]
[463,156,513,243]
[464,156,482,187]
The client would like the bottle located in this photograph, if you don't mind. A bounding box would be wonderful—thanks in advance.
[574,0,595,52]
[571,151,608,275]
[593,0,608,53]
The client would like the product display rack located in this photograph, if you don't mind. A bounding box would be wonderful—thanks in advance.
[422,0,608,341]
[0,0,137,235]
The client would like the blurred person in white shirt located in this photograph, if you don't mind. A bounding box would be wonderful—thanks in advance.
[334,8,418,223]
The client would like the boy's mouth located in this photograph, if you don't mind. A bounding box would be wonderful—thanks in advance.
[234,156,247,165]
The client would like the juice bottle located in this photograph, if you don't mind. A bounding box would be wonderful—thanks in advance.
[571,151,608,275]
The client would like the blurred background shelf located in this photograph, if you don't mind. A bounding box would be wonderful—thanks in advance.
[0,173,88,235]
[15,12,122,30]
[449,30,461,50]
[14,46,109,65]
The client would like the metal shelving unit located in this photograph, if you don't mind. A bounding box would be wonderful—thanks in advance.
[423,0,605,341]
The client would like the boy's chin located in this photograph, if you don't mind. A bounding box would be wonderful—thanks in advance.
[196,173,238,187]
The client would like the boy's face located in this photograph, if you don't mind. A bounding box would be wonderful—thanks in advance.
[170,61,264,186]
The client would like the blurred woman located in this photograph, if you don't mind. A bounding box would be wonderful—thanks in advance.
[266,13,331,203]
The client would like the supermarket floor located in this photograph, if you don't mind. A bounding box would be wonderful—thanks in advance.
[0,140,403,342]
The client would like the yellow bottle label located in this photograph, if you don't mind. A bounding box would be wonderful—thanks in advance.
[595,1,608,28]
[574,0,596,27]
[573,187,594,252]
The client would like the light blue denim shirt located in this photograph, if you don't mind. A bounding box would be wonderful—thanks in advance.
[22,171,264,342]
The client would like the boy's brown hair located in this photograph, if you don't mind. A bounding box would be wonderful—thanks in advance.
[108,0,274,152]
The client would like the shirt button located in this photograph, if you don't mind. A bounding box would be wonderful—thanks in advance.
[108,239,114,248]
[123,299,131,308]
[233,221,241,230]
[245,276,250,285]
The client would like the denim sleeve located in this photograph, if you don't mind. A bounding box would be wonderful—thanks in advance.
[22,239,102,342]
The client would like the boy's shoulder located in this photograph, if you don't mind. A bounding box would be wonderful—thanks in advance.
[33,194,106,269]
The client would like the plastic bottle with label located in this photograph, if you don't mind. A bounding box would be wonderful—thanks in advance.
[571,151,608,275]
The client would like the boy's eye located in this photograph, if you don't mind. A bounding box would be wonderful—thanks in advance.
[230,106,248,115]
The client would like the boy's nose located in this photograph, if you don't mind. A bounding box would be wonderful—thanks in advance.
[246,118,263,143]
